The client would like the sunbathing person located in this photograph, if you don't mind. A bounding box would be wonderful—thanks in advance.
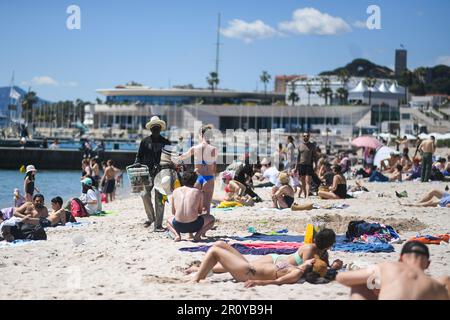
[336,241,450,300]
[13,194,48,219]
[20,196,76,228]
[318,165,347,200]
[369,164,403,182]
[185,229,343,277]
[190,241,316,287]
[166,171,215,242]
[380,152,401,173]
[401,189,450,207]
[405,157,422,181]
[271,172,295,209]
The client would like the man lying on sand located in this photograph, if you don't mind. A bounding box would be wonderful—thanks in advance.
[166,171,215,242]
[336,241,450,300]
[21,196,75,228]
[188,241,316,287]
[185,229,343,281]
[401,189,450,207]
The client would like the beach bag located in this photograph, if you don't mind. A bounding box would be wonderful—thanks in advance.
[11,223,47,241]
[71,198,89,218]
[346,220,366,239]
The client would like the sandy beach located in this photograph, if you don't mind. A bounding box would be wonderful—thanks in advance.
[1,177,449,300]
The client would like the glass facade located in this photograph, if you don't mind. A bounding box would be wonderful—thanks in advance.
[371,105,400,126]
[106,95,254,106]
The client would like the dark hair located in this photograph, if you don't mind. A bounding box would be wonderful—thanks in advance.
[277,162,285,171]
[51,196,63,207]
[182,171,198,187]
[107,159,113,166]
[332,165,342,174]
[401,241,429,259]
[430,136,435,140]
[82,183,93,193]
[33,194,44,201]
[396,164,403,171]
[314,229,336,250]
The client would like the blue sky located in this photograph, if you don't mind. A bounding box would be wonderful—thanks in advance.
[0,0,449,102]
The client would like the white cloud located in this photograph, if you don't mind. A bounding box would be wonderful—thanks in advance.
[221,19,278,43]
[279,7,352,36]
[66,81,79,87]
[353,20,367,29]
[32,76,59,86]
[436,56,450,66]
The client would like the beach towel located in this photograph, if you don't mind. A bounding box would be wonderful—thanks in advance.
[332,242,394,253]
[217,201,243,208]
[409,234,450,245]
[0,239,33,248]
[89,210,116,217]
[179,242,301,255]
[232,233,348,243]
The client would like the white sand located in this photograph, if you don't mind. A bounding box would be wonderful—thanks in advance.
[1,180,449,300]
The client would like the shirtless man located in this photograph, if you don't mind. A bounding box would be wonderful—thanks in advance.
[166,171,215,242]
[336,241,450,300]
[418,136,436,182]
[13,194,48,220]
[21,196,74,228]
[101,159,121,203]
[90,158,101,188]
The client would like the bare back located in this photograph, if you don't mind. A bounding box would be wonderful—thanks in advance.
[378,262,448,300]
[104,166,116,180]
[192,143,217,176]
[172,186,203,223]
[419,140,436,154]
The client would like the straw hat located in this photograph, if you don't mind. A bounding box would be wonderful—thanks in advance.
[278,172,290,185]
[260,158,270,166]
[26,165,37,173]
[145,116,166,131]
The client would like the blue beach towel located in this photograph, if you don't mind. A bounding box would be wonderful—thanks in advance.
[332,242,394,253]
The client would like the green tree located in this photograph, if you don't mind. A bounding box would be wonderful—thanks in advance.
[303,80,313,106]
[21,90,38,124]
[318,77,332,105]
[337,70,350,105]
[287,83,299,106]
[260,71,271,104]
[207,72,220,93]
[363,77,377,106]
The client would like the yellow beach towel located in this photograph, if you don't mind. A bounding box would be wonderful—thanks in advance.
[217,201,243,209]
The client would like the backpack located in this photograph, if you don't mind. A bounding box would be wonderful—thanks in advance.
[346,220,366,239]
[11,223,47,241]
[71,198,89,217]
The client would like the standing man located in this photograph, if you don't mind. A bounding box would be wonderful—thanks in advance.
[295,132,318,198]
[135,116,171,231]
[418,136,436,183]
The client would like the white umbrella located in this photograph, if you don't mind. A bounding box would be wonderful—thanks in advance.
[374,146,396,168]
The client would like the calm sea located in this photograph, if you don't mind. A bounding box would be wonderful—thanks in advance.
[0,170,130,208]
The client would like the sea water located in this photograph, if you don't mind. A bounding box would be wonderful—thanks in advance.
[0,170,130,208]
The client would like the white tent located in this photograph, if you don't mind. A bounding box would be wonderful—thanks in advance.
[350,80,368,93]
[378,81,389,93]
[389,81,405,94]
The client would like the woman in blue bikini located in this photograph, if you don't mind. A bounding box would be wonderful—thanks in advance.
[179,125,217,214]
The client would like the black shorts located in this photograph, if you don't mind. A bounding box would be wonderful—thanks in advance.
[39,218,52,228]
[172,216,204,234]
[105,179,116,194]
[298,164,314,176]
[283,195,295,208]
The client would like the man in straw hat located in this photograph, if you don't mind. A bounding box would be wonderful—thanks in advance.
[135,116,171,231]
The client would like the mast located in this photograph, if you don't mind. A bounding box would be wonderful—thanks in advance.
[215,13,221,77]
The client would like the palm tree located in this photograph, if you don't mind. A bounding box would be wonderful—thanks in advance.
[207,72,220,94]
[22,90,38,124]
[318,77,332,105]
[363,77,377,106]
[303,80,313,106]
[287,83,299,106]
[338,70,350,105]
[260,71,271,104]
